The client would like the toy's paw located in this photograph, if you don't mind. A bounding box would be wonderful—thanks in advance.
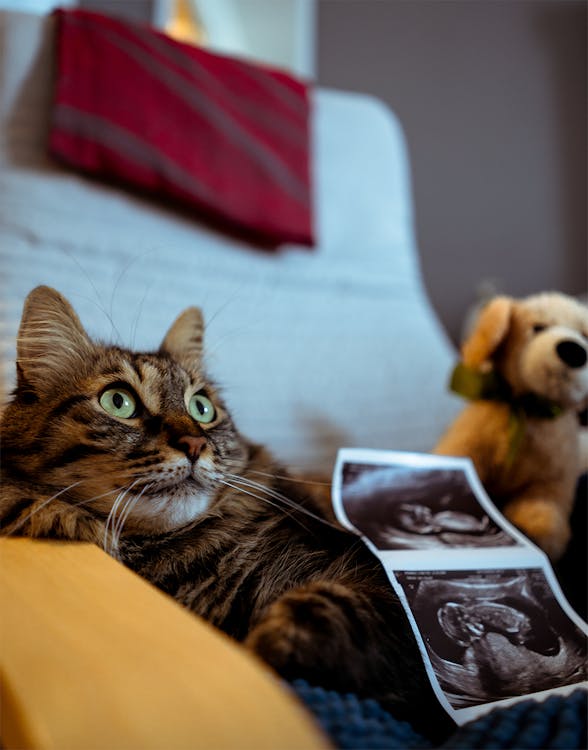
[504,498,571,561]
[245,582,361,683]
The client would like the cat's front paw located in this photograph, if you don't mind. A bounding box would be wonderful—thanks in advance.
[245,582,364,685]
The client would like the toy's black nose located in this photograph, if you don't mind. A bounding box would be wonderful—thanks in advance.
[556,340,587,369]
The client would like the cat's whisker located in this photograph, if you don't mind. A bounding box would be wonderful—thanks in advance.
[129,283,154,349]
[107,249,158,348]
[112,482,154,554]
[104,479,142,554]
[218,477,311,533]
[6,481,147,537]
[220,456,330,488]
[111,497,135,556]
[204,287,248,333]
[70,485,131,508]
[225,471,304,505]
[110,493,131,552]
[247,469,331,487]
[57,248,124,345]
[220,472,340,533]
[8,480,85,534]
[223,472,341,532]
[104,490,127,554]
[109,255,144,339]
[205,318,266,362]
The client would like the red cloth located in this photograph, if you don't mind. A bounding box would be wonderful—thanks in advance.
[49,9,314,248]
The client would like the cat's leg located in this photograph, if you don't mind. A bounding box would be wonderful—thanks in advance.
[244,577,452,740]
[246,580,381,690]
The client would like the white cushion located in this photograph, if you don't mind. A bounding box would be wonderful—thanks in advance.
[0,11,459,474]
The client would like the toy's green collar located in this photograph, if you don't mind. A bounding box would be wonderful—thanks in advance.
[449,362,563,419]
[449,362,563,467]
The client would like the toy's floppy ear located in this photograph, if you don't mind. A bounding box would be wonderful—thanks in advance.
[462,296,513,368]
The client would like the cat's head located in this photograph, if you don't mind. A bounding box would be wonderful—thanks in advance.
[1,286,249,543]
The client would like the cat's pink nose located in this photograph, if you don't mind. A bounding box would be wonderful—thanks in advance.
[177,435,206,462]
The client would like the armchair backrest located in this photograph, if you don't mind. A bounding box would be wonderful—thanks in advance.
[0,11,459,473]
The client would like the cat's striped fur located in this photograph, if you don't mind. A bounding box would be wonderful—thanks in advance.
[0,286,451,738]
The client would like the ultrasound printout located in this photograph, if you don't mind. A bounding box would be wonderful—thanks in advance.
[332,449,588,725]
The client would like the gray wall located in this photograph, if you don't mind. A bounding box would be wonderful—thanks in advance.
[79,0,154,22]
[317,0,587,343]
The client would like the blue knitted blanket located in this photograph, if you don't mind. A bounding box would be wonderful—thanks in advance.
[291,681,587,750]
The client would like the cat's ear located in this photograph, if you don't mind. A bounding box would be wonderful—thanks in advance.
[159,307,204,362]
[16,286,92,393]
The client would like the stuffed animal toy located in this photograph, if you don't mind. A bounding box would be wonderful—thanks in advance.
[434,292,588,560]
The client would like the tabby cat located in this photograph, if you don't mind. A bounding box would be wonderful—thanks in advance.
[0,286,451,738]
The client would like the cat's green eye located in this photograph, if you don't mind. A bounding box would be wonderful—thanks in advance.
[99,387,138,419]
[188,392,216,424]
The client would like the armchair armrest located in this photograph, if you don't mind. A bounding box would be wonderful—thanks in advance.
[0,538,328,750]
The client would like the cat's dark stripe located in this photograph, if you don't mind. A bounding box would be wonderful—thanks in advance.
[100,358,146,381]
[85,430,112,442]
[15,366,39,404]
[99,364,126,377]
[0,497,34,528]
[132,456,165,468]
[47,444,107,468]
[46,394,90,422]
[215,575,253,639]
[129,357,144,382]
[85,420,122,435]
[72,412,94,425]
[1,438,45,459]
[126,448,161,460]
[39,397,92,437]
[207,566,253,620]
[143,416,163,436]
[0,462,33,483]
